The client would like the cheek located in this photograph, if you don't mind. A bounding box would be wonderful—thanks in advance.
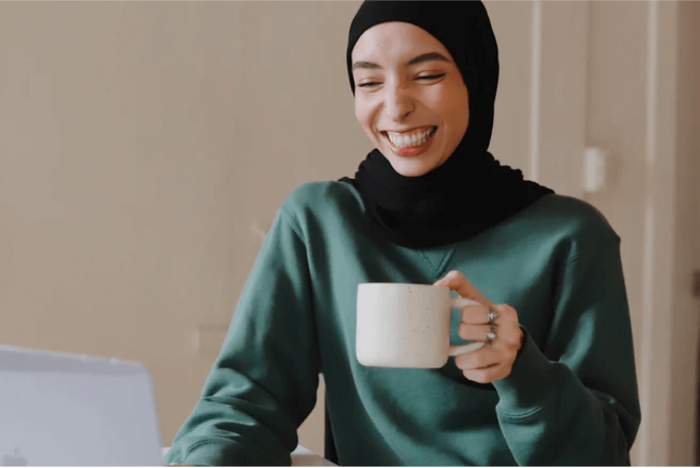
[434,82,469,133]
[354,99,363,125]
[354,99,369,128]
[441,101,469,144]
[457,101,470,131]
[355,98,378,139]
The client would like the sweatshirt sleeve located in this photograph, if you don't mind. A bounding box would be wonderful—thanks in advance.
[163,206,321,466]
[491,230,642,466]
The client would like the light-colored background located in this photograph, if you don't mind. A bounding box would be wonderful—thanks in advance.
[1,1,698,465]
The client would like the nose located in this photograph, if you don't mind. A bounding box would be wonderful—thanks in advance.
[383,82,414,122]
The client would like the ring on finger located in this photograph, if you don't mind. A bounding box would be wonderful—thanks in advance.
[486,308,498,324]
[486,324,497,345]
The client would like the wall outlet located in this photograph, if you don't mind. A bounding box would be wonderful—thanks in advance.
[193,325,229,356]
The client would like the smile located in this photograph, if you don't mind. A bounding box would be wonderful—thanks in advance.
[385,127,436,148]
[382,126,437,157]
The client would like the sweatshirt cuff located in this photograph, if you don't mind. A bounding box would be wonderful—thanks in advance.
[166,439,290,467]
[492,326,558,417]
[166,440,231,467]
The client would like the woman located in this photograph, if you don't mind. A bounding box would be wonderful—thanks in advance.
[164,1,641,465]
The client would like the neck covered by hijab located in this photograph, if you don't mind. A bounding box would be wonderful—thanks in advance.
[340,0,555,249]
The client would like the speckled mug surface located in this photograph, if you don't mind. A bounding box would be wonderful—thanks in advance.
[356,283,485,368]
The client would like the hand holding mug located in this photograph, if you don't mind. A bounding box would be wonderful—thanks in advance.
[434,270,524,384]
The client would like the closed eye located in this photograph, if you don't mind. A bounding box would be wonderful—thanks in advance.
[357,73,447,88]
[417,74,446,81]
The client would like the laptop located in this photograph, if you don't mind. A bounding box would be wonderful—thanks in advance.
[0,345,163,466]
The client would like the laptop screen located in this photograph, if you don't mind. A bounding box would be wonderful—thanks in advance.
[0,347,162,467]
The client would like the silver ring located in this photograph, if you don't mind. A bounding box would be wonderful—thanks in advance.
[487,308,498,324]
[486,324,497,344]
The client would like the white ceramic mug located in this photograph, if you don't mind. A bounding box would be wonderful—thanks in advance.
[356,282,486,368]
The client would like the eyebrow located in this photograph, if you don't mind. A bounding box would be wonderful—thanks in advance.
[352,52,451,71]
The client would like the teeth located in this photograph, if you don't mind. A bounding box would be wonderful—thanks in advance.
[387,128,435,148]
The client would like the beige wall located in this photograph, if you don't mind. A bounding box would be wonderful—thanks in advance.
[1,1,698,464]
[669,1,700,464]
[0,1,364,455]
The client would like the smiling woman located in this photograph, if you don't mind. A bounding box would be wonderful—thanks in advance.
[163,1,641,466]
[340,1,554,250]
[351,24,469,177]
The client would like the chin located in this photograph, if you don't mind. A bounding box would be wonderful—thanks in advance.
[386,158,437,178]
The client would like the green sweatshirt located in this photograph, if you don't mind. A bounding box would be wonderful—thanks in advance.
[164,181,641,466]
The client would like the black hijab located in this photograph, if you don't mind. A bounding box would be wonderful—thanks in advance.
[339,1,554,249]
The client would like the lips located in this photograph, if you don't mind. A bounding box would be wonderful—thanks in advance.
[381,126,437,157]
[382,125,435,135]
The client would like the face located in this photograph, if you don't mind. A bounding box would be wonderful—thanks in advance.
[351,22,470,177]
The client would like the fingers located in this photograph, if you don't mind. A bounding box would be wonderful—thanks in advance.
[451,299,523,384]
[434,270,487,304]
[454,348,512,384]
[453,346,500,371]
[463,363,511,384]
[460,305,491,324]
[462,303,516,325]
[459,319,521,348]
[458,322,493,341]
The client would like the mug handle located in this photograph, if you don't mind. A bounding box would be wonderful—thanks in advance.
[447,297,486,356]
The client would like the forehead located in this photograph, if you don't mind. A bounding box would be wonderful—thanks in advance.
[351,21,450,62]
